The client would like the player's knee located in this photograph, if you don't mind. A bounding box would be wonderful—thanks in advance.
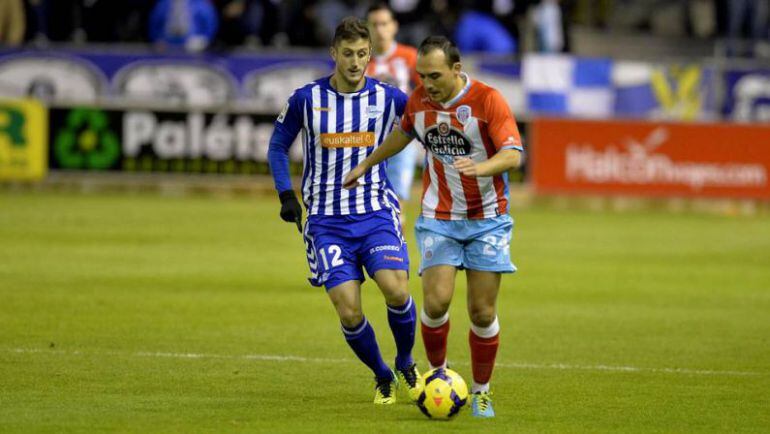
[385,290,409,307]
[384,280,409,305]
[423,298,450,319]
[423,286,452,318]
[338,309,364,328]
[469,307,496,328]
[377,272,409,305]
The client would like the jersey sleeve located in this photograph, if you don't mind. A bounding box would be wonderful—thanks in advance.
[272,91,303,142]
[484,89,523,152]
[268,91,304,193]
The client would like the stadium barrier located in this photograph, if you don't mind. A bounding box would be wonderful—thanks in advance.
[2,47,769,199]
[0,98,47,181]
[530,118,770,200]
[48,105,301,175]
[44,103,529,185]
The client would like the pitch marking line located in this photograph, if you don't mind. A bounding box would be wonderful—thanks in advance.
[4,348,765,377]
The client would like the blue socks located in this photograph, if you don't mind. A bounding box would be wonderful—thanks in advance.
[341,296,416,378]
[387,296,416,371]
[341,317,392,380]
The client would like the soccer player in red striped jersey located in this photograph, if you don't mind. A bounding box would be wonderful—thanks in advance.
[344,36,523,418]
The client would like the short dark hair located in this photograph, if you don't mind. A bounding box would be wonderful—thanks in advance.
[366,2,394,18]
[418,36,461,67]
[332,17,371,46]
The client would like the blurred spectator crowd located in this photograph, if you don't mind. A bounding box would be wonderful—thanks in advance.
[0,0,768,56]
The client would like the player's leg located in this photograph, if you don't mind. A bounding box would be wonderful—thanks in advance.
[372,269,414,370]
[371,268,422,400]
[420,265,457,369]
[362,215,413,369]
[327,280,396,404]
[360,208,419,400]
[415,217,464,370]
[306,219,395,404]
[461,216,515,418]
[326,280,388,371]
[466,270,501,418]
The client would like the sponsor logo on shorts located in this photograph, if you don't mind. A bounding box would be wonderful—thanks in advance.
[370,245,401,254]
[383,255,404,262]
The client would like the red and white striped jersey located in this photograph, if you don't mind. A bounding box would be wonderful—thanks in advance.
[366,43,421,94]
[400,74,523,220]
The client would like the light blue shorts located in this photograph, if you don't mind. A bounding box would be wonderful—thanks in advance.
[414,215,516,275]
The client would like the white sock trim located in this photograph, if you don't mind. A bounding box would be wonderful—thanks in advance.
[472,382,490,394]
[386,296,413,315]
[429,360,447,370]
[341,317,368,336]
[420,309,449,328]
[470,316,499,339]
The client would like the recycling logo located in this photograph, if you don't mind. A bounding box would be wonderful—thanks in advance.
[54,108,120,169]
[0,105,26,148]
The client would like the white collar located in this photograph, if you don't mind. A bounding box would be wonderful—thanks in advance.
[441,73,471,108]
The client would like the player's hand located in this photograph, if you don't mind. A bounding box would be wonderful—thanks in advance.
[453,157,478,177]
[343,165,366,190]
[278,190,303,233]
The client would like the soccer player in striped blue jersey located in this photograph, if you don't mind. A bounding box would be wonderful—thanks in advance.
[267,17,422,405]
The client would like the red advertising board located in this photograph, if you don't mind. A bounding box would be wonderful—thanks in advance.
[531,118,770,199]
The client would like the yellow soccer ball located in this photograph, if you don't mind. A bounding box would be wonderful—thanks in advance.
[416,368,469,419]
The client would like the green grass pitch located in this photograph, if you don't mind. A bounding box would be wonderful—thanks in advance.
[1,191,768,433]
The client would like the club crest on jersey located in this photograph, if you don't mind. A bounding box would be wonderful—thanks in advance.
[367,105,383,117]
[456,105,472,125]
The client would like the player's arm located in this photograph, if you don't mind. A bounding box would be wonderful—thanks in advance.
[454,88,523,178]
[453,149,521,177]
[342,127,413,189]
[267,94,303,233]
[344,88,413,189]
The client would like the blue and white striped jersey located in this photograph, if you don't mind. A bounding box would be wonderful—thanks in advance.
[268,76,408,216]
